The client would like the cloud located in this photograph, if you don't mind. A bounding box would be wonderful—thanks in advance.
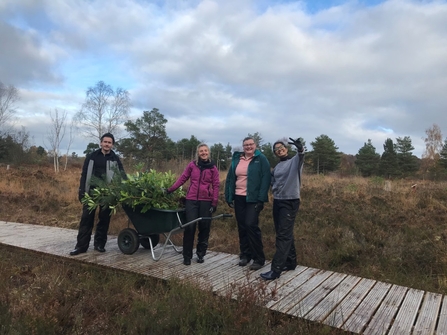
[1,0,447,158]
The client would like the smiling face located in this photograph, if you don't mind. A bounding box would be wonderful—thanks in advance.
[197,145,210,161]
[273,142,288,158]
[100,136,114,154]
[242,139,256,157]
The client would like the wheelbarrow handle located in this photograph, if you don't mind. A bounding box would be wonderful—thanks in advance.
[179,213,233,228]
[209,213,233,219]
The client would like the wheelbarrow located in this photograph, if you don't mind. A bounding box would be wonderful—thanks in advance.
[119,205,232,261]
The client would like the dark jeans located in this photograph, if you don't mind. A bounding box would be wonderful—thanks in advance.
[234,195,265,265]
[75,204,112,251]
[271,199,300,273]
[183,199,212,259]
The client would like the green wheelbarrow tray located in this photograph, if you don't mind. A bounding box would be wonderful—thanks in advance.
[119,204,232,261]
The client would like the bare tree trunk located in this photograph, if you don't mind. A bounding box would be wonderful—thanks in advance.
[46,109,67,173]
[64,120,75,171]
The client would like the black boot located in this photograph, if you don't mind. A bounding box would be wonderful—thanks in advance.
[183,257,191,265]
[260,270,281,281]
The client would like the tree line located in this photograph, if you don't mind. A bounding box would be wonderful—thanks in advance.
[2,80,447,180]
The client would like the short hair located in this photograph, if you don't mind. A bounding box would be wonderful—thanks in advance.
[243,136,255,144]
[100,133,115,144]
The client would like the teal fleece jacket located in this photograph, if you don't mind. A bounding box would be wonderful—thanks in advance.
[225,149,271,204]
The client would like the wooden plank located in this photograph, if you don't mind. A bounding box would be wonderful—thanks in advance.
[210,258,269,293]
[387,288,424,335]
[341,281,392,334]
[3,221,447,335]
[215,266,307,308]
[323,277,376,329]
[435,295,447,335]
[306,274,361,322]
[272,270,333,314]
[288,272,346,317]
[265,265,310,308]
[177,253,238,282]
[211,260,264,293]
[363,284,408,335]
[413,291,442,335]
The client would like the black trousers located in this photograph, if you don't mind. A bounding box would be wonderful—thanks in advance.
[271,199,300,273]
[75,204,112,251]
[183,199,212,259]
[234,195,265,265]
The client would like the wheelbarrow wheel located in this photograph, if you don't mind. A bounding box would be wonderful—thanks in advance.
[118,228,139,255]
[139,234,160,249]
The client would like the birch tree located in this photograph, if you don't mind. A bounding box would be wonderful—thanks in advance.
[47,109,67,172]
[75,81,130,141]
[0,82,19,131]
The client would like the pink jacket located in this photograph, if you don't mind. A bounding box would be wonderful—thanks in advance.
[168,161,220,207]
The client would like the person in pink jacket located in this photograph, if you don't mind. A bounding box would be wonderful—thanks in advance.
[167,143,220,265]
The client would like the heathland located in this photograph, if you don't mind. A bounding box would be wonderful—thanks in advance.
[1,162,446,334]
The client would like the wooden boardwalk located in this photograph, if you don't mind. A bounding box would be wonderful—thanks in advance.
[0,220,446,334]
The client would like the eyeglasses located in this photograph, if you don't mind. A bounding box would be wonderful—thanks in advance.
[243,143,255,147]
[274,145,285,152]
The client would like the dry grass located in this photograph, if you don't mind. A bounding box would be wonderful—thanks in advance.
[1,163,447,295]
[0,246,344,334]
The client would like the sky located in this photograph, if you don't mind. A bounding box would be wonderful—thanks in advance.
[1,0,447,157]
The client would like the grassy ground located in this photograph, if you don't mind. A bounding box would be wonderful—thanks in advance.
[1,163,447,333]
[0,246,343,335]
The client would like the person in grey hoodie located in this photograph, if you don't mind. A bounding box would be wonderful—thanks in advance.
[260,137,304,280]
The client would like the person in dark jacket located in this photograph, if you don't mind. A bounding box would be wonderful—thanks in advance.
[167,143,220,265]
[225,136,271,271]
[260,137,304,280]
[70,133,125,256]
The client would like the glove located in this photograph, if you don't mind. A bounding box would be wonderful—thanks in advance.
[255,202,264,213]
[227,201,234,208]
[209,206,217,214]
[288,137,304,152]
[163,188,172,194]
[78,190,85,203]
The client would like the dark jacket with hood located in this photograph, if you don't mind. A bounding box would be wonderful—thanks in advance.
[78,149,125,200]
[225,149,271,204]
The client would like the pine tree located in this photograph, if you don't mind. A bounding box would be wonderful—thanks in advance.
[355,139,380,177]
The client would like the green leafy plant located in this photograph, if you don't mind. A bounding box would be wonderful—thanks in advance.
[82,169,186,213]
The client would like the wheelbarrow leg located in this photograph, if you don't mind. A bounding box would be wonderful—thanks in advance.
[149,227,183,261]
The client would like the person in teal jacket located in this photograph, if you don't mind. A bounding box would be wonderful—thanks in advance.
[225,136,271,270]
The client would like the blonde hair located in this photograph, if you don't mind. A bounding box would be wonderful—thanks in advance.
[196,143,210,161]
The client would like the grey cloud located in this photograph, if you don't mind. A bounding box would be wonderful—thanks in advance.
[0,21,62,87]
[3,0,447,158]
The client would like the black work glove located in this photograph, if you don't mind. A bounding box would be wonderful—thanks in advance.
[288,137,304,152]
[255,202,264,213]
[78,190,85,203]
[161,187,170,194]
[209,206,217,214]
[227,201,234,208]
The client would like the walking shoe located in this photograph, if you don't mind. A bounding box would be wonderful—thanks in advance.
[260,270,281,281]
[249,262,264,271]
[94,246,106,252]
[238,258,250,266]
[197,256,204,263]
[183,257,191,265]
[69,248,86,256]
